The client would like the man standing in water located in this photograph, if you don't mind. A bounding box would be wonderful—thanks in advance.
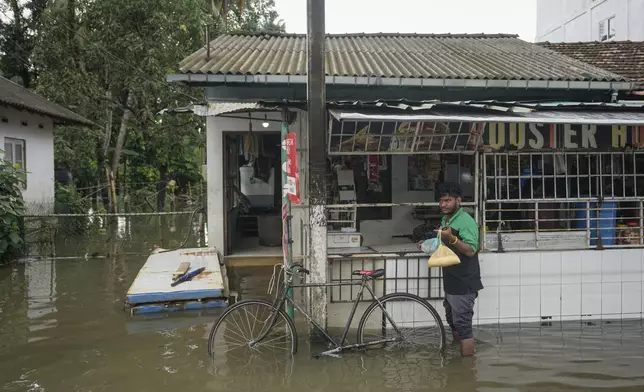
[435,182,483,357]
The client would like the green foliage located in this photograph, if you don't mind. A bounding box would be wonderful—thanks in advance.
[54,183,92,235]
[0,155,26,263]
[55,184,91,215]
[2,0,284,210]
[0,0,49,87]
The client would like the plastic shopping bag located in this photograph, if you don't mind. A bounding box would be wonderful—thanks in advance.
[420,238,439,255]
[428,229,461,268]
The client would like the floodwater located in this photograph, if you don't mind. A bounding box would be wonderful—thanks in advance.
[2,217,644,391]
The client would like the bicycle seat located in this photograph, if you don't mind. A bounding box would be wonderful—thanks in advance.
[352,269,385,279]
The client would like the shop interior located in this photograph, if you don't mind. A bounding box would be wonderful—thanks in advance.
[222,116,644,256]
[325,153,477,252]
[225,132,283,256]
[324,117,480,254]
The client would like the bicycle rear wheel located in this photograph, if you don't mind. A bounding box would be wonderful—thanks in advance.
[208,299,297,359]
[357,293,446,353]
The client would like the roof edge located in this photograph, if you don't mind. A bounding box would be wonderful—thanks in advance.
[168,73,634,91]
[0,76,94,127]
[0,100,96,127]
[217,32,520,39]
[538,40,644,46]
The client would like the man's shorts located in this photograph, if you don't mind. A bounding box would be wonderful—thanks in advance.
[443,292,478,340]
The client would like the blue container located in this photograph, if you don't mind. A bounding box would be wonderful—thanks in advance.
[573,201,617,246]
[520,166,542,189]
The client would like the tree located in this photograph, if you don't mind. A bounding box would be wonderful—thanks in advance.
[3,0,285,212]
[0,0,48,87]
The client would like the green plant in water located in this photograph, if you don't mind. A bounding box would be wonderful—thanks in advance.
[55,184,92,235]
[0,155,26,263]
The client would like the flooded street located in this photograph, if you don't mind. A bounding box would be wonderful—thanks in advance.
[2,220,644,391]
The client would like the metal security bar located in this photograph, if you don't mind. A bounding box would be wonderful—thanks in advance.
[482,151,644,251]
[483,151,644,201]
[327,205,357,230]
[328,257,444,303]
[328,120,485,155]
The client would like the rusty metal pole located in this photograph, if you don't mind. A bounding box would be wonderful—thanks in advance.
[307,0,327,332]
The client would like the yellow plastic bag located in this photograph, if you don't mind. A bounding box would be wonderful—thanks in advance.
[428,229,461,268]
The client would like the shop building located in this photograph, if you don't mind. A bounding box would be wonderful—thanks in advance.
[169,32,644,327]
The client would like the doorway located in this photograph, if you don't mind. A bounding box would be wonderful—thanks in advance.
[223,132,283,257]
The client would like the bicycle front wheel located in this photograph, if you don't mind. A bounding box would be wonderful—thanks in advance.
[208,299,298,358]
[357,293,446,353]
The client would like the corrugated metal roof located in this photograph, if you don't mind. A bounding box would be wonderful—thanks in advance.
[539,41,644,89]
[0,76,93,126]
[178,33,626,83]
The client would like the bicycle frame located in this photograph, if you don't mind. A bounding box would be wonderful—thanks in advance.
[252,274,405,357]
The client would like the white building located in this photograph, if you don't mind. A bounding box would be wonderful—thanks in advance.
[537,0,644,43]
[0,76,92,212]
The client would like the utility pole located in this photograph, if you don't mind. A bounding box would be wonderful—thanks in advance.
[307,0,327,332]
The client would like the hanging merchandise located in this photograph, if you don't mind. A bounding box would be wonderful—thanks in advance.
[243,133,259,162]
[427,155,442,181]
[282,132,301,204]
[367,155,380,182]
[366,155,382,192]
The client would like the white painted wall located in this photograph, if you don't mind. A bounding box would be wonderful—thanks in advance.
[0,106,55,212]
[537,0,644,42]
[206,109,309,258]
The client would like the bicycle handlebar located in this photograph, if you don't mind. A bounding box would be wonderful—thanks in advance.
[288,263,310,275]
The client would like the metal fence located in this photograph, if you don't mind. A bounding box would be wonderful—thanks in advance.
[482,151,644,251]
[328,256,444,303]
[21,207,206,259]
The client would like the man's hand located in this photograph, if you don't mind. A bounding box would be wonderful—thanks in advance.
[439,225,475,257]
[439,226,456,244]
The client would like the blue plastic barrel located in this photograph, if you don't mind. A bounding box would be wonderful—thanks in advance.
[573,201,617,246]
[520,166,542,190]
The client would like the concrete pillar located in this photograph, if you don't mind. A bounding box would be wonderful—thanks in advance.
[206,116,225,253]
[307,0,328,331]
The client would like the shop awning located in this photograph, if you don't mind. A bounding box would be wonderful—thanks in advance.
[329,109,644,125]
[327,106,644,155]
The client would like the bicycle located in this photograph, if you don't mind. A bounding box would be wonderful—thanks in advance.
[207,263,446,358]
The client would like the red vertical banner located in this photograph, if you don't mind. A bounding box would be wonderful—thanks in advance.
[283,132,301,204]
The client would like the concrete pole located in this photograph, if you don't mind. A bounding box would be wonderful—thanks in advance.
[206,116,225,253]
[307,0,328,331]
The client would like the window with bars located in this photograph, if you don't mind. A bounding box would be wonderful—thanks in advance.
[482,152,644,250]
[328,120,483,155]
[3,137,27,189]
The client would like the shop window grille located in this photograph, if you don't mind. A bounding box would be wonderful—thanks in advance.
[482,151,644,251]
[328,120,484,155]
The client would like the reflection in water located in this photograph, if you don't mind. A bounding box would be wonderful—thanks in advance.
[25,259,57,341]
[2,222,644,391]
[117,216,129,239]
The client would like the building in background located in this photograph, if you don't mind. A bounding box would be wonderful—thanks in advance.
[0,76,92,212]
[537,0,644,43]
[539,41,644,96]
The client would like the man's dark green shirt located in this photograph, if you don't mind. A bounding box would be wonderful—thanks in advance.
[440,207,484,295]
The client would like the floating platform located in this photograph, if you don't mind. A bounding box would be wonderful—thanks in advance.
[125,247,229,315]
